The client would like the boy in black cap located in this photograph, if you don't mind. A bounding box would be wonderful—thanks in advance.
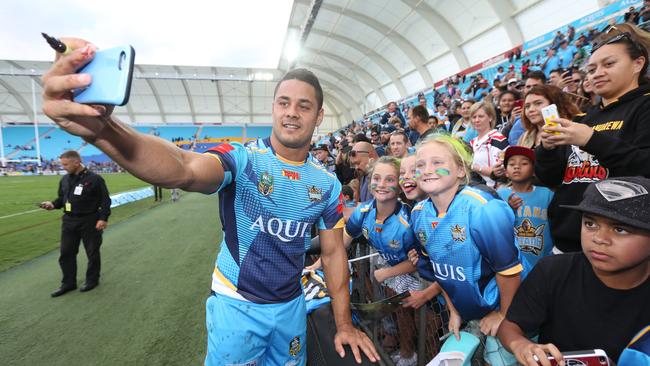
[498,177,650,365]
[312,144,335,173]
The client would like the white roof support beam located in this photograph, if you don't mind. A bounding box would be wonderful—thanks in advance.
[324,91,352,126]
[400,0,470,69]
[486,0,524,45]
[136,65,167,124]
[0,79,32,119]
[322,99,342,129]
[174,66,197,124]
[319,80,361,120]
[299,61,366,104]
[314,1,434,87]
[309,28,405,99]
[212,67,226,123]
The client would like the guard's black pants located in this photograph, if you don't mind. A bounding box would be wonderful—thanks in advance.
[59,215,102,287]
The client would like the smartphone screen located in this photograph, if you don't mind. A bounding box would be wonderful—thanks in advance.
[548,350,610,366]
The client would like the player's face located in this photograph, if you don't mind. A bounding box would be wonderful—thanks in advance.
[471,108,492,134]
[524,94,550,126]
[505,156,534,183]
[370,163,399,203]
[399,155,425,201]
[272,79,323,149]
[581,214,650,278]
[415,142,464,196]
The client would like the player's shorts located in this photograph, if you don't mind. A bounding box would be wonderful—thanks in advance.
[205,292,307,366]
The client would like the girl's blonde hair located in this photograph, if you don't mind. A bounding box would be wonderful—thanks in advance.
[415,133,473,185]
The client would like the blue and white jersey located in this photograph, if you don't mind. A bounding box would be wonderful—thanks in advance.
[206,137,344,304]
[345,200,416,266]
[411,186,523,320]
[497,186,554,267]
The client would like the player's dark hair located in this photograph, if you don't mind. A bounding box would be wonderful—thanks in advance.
[274,68,324,109]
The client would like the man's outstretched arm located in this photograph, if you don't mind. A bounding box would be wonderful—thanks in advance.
[41,37,223,193]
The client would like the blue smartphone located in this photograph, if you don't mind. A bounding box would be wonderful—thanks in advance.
[73,46,135,106]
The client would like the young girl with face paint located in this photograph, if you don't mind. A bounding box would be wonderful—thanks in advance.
[410,133,525,365]
[344,156,422,365]
[397,154,445,311]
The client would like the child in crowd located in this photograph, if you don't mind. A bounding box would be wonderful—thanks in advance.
[497,146,554,267]
[309,156,420,366]
[498,177,650,365]
[399,153,442,309]
[345,156,420,366]
[341,185,356,208]
[410,133,523,365]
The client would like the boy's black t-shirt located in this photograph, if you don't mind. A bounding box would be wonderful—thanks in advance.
[506,252,650,362]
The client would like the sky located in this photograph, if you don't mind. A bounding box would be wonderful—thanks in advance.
[1,0,294,68]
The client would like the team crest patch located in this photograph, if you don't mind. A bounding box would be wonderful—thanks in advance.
[258,172,274,196]
[308,186,323,202]
[388,240,401,249]
[451,224,466,242]
[362,227,369,239]
[515,219,545,255]
[289,336,301,357]
[282,169,300,180]
[431,221,439,230]
[417,231,427,245]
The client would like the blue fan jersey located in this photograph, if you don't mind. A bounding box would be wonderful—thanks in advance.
[206,138,344,304]
[497,186,554,267]
[345,200,416,266]
[411,186,524,320]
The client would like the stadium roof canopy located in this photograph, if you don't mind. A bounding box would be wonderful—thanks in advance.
[0,0,603,132]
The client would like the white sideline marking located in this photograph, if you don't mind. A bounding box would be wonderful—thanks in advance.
[0,208,41,220]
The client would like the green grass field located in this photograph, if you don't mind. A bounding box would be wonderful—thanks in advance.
[0,174,169,272]
[0,174,221,365]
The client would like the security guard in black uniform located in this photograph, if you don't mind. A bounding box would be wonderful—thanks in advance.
[40,150,111,297]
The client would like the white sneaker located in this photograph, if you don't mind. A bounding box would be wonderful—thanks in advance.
[395,353,417,366]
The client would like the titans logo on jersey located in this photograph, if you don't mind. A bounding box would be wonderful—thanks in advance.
[345,200,416,266]
[205,138,343,304]
[411,185,524,320]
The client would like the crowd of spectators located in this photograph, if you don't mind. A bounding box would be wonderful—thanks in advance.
[306,22,650,366]
[1,158,122,175]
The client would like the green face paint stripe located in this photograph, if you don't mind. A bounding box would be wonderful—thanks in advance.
[435,168,450,176]
[370,183,378,190]
[388,186,399,192]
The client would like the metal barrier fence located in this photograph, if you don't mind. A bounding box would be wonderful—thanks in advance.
[349,240,451,366]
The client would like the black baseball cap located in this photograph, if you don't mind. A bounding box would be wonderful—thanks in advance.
[312,144,330,152]
[562,177,650,232]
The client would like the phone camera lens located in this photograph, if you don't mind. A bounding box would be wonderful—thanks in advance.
[598,356,607,364]
[118,51,126,70]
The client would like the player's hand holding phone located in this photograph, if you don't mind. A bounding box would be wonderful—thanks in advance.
[41,35,134,143]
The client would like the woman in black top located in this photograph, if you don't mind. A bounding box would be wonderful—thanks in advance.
[535,23,650,252]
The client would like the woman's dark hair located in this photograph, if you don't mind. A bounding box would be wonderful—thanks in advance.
[499,90,521,103]
[521,85,581,132]
[592,23,650,84]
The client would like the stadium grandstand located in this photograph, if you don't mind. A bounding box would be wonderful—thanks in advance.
[2,1,650,365]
